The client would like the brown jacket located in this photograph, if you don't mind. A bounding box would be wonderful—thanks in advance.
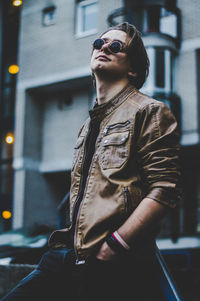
[48,85,180,263]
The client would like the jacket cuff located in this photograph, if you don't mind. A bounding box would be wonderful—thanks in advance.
[145,187,179,208]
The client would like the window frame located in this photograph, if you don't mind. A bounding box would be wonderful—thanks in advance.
[142,47,173,95]
[76,0,98,38]
[42,5,56,27]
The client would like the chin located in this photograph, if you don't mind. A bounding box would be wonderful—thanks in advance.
[91,64,107,76]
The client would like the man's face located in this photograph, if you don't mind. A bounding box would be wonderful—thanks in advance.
[90,30,131,81]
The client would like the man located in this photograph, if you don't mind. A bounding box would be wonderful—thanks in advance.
[1,22,180,301]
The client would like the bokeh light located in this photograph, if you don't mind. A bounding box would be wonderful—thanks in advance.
[8,64,19,74]
[12,0,23,7]
[5,134,14,144]
[2,211,12,219]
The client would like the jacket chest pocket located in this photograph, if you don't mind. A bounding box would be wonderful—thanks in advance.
[71,136,84,171]
[99,131,130,170]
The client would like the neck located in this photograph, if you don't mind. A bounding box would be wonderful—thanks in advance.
[95,78,130,105]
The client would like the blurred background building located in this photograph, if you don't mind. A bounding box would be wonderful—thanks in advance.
[0,0,200,243]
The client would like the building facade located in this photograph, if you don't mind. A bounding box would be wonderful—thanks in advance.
[12,0,124,229]
[0,0,200,239]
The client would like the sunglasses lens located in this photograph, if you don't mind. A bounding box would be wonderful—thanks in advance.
[93,38,104,49]
[109,41,122,53]
[93,39,123,53]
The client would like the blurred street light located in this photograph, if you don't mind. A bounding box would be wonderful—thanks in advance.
[8,64,19,74]
[12,0,23,7]
[5,133,14,144]
[2,211,12,219]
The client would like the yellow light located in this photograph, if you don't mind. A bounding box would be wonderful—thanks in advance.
[5,134,14,144]
[2,211,12,219]
[8,65,19,74]
[12,0,23,7]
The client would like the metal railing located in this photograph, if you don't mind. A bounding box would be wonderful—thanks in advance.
[155,245,184,301]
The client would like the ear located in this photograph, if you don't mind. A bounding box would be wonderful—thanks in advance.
[128,71,137,77]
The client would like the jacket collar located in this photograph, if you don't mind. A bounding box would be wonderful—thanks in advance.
[89,84,136,121]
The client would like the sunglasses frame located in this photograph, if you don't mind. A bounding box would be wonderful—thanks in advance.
[93,38,126,54]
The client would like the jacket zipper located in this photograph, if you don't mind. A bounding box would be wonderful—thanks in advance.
[72,120,101,264]
[73,153,96,265]
[74,202,86,265]
[123,187,131,216]
[72,127,91,264]
[74,148,99,264]
[103,120,130,136]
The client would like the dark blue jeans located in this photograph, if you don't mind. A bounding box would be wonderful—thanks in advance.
[1,248,166,301]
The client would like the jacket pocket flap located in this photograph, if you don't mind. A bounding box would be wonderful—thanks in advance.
[103,131,129,146]
[74,136,84,149]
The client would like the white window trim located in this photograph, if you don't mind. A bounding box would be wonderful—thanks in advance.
[142,48,155,95]
[142,47,173,95]
[164,49,171,93]
[76,0,98,38]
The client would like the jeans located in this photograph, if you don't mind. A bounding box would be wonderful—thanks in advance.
[1,247,166,301]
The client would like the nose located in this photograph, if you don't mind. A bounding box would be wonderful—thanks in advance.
[101,42,111,54]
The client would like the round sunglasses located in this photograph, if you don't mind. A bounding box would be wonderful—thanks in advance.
[93,38,125,54]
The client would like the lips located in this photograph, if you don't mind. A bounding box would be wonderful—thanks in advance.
[96,55,111,61]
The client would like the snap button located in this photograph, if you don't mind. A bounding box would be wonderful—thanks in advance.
[104,139,108,144]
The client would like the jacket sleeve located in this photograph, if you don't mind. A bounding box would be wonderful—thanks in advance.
[137,101,181,208]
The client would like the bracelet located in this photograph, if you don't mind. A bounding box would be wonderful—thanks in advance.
[106,231,131,254]
[112,231,130,250]
[106,235,126,254]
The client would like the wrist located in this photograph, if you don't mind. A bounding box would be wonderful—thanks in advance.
[112,231,130,250]
[106,231,131,254]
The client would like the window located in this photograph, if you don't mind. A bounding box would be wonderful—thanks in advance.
[42,6,56,26]
[160,8,178,39]
[76,0,98,37]
[142,47,173,95]
[156,49,165,88]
